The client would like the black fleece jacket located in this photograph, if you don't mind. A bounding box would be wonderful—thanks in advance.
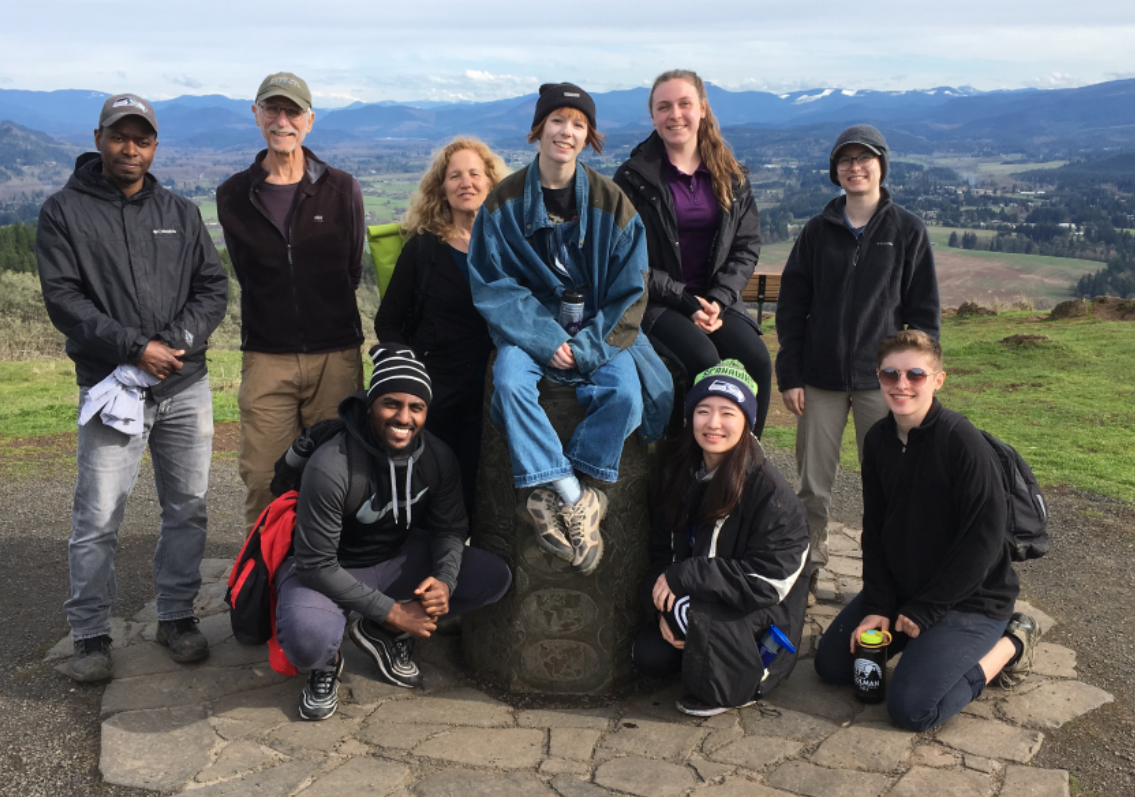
[860,399,1019,631]
[615,133,762,334]
[774,190,940,392]
[37,153,228,399]
[217,147,364,354]
[292,392,467,624]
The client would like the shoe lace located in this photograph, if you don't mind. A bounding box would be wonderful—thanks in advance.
[562,501,588,545]
[308,666,338,698]
[169,617,200,633]
[392,634,415,668]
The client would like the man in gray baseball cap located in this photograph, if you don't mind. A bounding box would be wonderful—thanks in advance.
[37,92,229,681]
[217,72,366,532]
[775,124,940,603]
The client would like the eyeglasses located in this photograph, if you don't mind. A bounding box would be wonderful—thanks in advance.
[836,152,878,170]
[877,367,939,386]
[258,103,306,121]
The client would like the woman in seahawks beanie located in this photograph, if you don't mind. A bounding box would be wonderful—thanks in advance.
[634,360,811,716]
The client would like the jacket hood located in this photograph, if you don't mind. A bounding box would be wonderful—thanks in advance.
[67,151,158,201]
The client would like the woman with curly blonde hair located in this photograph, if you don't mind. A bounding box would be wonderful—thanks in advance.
[375,137,508,515]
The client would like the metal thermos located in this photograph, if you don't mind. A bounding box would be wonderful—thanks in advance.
[853,629,892,703]
[558,289,585,336]
[758,625,796,670]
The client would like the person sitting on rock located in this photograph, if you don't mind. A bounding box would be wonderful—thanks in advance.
[275,346,512,721]
[464,82,672,577]
[814,330,1041,731]
[633,361,810,716]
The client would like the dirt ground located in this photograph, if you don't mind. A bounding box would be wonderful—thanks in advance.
[0,417,1131,797]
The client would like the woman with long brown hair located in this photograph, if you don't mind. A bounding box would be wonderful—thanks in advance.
[375,137,507,515]
[615,69,771,437]
[634,361,809,716]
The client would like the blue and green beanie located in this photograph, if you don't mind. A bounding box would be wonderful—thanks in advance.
[684,359,759,429]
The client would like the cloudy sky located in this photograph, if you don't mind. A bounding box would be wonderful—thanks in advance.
[5,1,1134,106]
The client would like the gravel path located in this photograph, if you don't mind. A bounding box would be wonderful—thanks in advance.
[0,432,1129,797]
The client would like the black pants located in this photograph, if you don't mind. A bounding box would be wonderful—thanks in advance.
[649,308,772,437]
[424,357,488,519]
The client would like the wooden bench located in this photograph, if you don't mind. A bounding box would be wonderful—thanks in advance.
[741,272,781,328]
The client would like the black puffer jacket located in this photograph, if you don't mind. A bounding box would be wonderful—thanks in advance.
[37,153,228,399]
[644,452,811,705]
[615,132,761,334]
[775,190,940,393]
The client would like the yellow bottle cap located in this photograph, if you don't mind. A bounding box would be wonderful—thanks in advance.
[860,630,885,646]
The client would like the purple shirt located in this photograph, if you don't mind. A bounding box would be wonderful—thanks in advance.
[664,154,720,294]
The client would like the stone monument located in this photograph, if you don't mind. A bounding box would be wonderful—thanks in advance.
[462,376,655,694]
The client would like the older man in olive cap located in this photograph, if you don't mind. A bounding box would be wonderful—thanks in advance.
[217,72,367,531]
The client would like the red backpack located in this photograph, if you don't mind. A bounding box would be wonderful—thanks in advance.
[225,423,369,674]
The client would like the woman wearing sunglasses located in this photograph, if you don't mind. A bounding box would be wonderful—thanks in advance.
[614,69,771,437]
[633,361,809,716]
[813,330,1041,731]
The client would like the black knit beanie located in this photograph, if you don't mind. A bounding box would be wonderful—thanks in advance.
[829,124,889,186]
[367,346,432,408]
[532,83,596,131]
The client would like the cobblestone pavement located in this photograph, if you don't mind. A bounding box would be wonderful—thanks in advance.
[45,524,1113,797]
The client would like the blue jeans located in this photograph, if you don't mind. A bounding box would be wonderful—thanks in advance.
[489,342,644,487]
[814,593,1008,731]
[67,376,214,640]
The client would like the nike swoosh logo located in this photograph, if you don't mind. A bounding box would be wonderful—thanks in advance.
[356,487,429,523]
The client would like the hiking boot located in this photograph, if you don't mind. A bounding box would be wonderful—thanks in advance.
[996,612,1042,688]
[67,635,113,682]
[562,486,607,576]
[676,693,756,717]
[348,617,422,688]
[520,488,573,561]
[807,569,819,608]
[156,617,210,663]
[298,654,344,721]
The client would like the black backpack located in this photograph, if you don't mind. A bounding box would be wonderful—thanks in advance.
[934,414,1050,562]
[226,421,370,646]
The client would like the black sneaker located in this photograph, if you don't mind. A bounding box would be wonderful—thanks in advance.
[68,635,113,682]
[156,617,209,663]
[348,617,423,688]
[298,654,344,721]
[996,612,1042,688]
[675,693,756,717]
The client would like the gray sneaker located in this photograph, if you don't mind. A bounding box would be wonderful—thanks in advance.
[520,488,573,561]
[562,486,608,576]
[67,635,113,682]
[996,612,1042,688]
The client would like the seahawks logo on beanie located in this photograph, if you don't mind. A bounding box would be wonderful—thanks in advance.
[683,359,759,429]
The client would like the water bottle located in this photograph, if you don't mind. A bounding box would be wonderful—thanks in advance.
[758,625,796,670]
[558,289,585,336]
[853,629,892,703]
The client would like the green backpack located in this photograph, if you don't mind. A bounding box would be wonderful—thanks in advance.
[367,223,405,297]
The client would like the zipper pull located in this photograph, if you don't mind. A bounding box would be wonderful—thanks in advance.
[852,243,861,268]
[287,244,293,265]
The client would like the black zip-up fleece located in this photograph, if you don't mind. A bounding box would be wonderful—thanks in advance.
[774,190,940,393]
[860,399,1019,631]
[615,132,762,334]
[37,153,228,399]
[644,453,811,703]
[292,392,467,624]
[217,147,364,354]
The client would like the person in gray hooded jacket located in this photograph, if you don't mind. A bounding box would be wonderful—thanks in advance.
[275,346,511,721]
[774,124,939,599]
[37,93,229,682]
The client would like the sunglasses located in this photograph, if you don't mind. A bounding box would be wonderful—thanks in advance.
[877,367,938,386]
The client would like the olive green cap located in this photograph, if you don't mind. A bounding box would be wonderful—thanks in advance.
[256,72,312,111]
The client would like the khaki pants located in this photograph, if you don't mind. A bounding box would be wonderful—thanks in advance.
[238,349,364,530]
[795,385,888,568]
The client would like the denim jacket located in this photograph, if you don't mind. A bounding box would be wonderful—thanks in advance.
[465,158,673,442]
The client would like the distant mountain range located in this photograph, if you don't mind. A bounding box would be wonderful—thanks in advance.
[1,79,1133,153]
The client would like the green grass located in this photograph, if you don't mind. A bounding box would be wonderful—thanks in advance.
[760,309,1134,500]
[194,199,218,224]
[975,160,1067,176]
